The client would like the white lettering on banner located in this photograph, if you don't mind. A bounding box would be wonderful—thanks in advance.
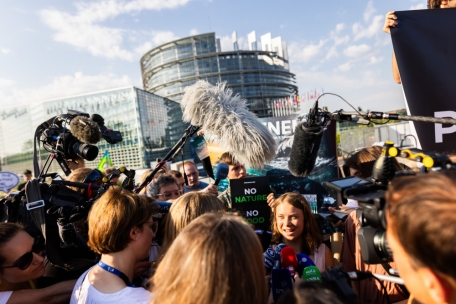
[245,188,257,195]
[435,111,456,143]
[261,119,299,136]
[246,210,259,217]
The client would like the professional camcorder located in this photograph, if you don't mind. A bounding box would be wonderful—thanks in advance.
[325,141,456,264]
[35,110,122,176]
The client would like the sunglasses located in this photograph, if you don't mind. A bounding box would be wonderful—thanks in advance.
[145,221,159,234]
[156,190,182,200]
[83,169,103,183]
[1,238,44,270]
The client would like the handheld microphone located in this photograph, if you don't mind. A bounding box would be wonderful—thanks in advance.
[271,268,293,302]
[214,163,229,186]
[302,265,322,282]
[280,247,298,276]
[181,81,277,170]
[154,201,172,213]
[69,116,102,144]
[296,253,315,276]
[191,136,215,179]
[288,101,325,177]
[264,247,278,274]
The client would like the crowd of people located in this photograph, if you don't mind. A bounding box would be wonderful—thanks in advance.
[1,2,456,304]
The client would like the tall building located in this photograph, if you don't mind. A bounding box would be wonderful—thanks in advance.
[140,31,298,117]
[0,87,192,174]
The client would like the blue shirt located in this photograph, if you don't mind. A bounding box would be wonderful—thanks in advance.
[184,181,209,193]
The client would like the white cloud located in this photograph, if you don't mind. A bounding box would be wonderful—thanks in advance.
[336,62,352,72]
[1,48,11,55]
[343,44,372,58]
[0,78,15,87]
[40,0,190,61]
[352,15,384,41]
[190,28,199,36]
[325,46,338,60]
[369,56,384,64]
[0,72,135,108]
[410,4,426,10]
[288,40,326,63]
[364,0,376,22]
[335,23,345,33]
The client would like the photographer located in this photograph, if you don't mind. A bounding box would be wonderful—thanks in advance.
[386,171,456,304]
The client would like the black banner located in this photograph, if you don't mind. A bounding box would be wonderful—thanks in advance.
[230,176,271,231]
[392,9,456,153]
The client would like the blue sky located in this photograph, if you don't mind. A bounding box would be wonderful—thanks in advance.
[0,0,427,112]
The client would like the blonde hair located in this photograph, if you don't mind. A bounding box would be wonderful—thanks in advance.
[271,192,322,255]
[151,213,268,304]
[160,192,224,257]
[87,186,156,254]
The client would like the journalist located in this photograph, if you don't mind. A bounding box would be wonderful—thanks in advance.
[183,161,218,196]
[386,171,456,304]
[0,222,76,304]
[150,212,268,304]
[71,187,156,303]
[146,174,182,202]
[159,192,225,259]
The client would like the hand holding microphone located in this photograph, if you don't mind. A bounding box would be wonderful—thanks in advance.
[200,163,228,196]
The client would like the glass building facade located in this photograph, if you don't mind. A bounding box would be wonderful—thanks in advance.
[0,87,191,175]
[140,33,298,118]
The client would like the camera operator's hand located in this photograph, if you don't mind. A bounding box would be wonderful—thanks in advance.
[383,11,397,34]
[328,207,344,229]
[200,183,218,196]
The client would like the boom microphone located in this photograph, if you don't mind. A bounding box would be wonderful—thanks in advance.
[288,101,324,177]
[70,116,102,144]
[181,81,277,170]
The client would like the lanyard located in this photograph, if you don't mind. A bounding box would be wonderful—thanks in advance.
[97,261,136,287]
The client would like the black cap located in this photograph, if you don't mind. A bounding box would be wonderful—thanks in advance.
[23,169,32,175]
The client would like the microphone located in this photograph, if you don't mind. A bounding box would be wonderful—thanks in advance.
[180,81,277,170]
[214,163,229,186]
[280,246,298,276]
[288,101,324,177]
[69,116,102,144]
[296,253,315,276]
[264,247,278,274]
[191,136,215,179]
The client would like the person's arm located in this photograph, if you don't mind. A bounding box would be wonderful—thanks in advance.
[324,245,335,270]
[7,279,77,304]
[199,183,218,196]
[392,51,401,84]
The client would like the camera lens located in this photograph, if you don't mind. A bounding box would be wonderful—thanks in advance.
[373,230,393,262]
[72,141,98,161]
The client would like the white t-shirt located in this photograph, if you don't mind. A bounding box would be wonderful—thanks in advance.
[0,291,12,304]
[70,267,152,304]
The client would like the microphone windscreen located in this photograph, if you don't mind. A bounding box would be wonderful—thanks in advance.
[181,81,277,170]
[288,122,324,177]
[214,163,229,186]
[297,253,315,276]
[264,247,278,273]
[280,246,298,269]
[70,116,102,144]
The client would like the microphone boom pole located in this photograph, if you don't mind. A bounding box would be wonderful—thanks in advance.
[133,125,200,193]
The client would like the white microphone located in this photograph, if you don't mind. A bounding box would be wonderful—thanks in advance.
[181,81,277,170]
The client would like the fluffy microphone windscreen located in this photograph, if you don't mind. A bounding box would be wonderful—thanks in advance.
[181,81,277,170]
[288,122,324,177]
[70,116,102,144]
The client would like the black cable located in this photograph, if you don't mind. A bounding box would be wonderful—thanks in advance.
[316,92,364,118]
[373,276,391,304]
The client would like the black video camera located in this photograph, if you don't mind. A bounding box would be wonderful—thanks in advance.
[325,142,455,264]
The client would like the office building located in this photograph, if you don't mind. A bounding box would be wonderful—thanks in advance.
[0,87,191,174]
[140,31,298,117]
